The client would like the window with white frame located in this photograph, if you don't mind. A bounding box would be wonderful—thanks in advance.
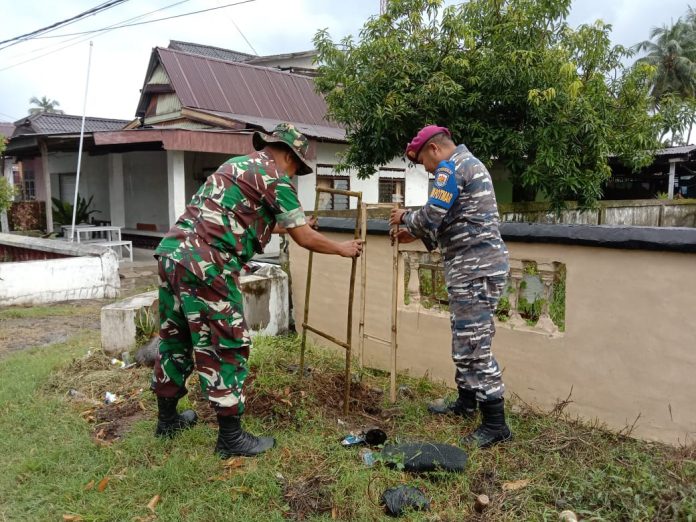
[316,164,350,210]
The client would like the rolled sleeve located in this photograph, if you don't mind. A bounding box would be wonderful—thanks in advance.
[269,176,307,229]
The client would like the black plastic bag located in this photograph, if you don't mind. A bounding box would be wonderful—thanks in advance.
[382,442,468,472]
[380,485,430,517]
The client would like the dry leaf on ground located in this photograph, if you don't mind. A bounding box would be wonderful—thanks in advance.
[502,479,531,491]
[62,515,83,521]
[147,494,161,513]
[97,476,111,492]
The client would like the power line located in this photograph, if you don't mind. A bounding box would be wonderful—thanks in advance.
[1,0,191,61]
[13,0,256,41]
[0,0,130,50]
[0,0,255,73]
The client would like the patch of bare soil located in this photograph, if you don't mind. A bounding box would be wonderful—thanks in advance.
[279,466,335,520]
[46,350,153,444]
[0,302,101,357]
[189,368,390,430]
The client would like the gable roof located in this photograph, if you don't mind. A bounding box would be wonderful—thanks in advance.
[168,40,255,62]
[12,113,128,136]
[137,47,342,139]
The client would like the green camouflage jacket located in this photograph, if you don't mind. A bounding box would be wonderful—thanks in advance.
[156,151,306,289]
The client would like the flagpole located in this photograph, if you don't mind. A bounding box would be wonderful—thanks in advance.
[70,41,93,241]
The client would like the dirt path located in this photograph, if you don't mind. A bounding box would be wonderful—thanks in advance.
[0,301,103,358]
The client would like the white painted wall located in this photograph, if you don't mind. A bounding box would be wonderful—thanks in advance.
[297,141,428,210]
[405,164,430,207]
[123,151,169,231]
[48,152,110,223]
[0,243,120,306]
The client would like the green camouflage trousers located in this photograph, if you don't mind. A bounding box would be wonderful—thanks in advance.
[153,256,250,416]
[449,276,507,402]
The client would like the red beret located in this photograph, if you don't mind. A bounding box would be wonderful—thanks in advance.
[405,125,451,162]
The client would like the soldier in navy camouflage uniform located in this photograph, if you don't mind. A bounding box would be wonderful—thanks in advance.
[153,123,362,457]
[390,125,512,448]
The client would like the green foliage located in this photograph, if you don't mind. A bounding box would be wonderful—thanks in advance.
[1,327,694,520]
[634,8,696,145]
[51,194,100,228]
[550,265,566,331]
[495,295,511,322]
[315,0,660,211]
[135,307,158,347]
[0,136,14,214]
[28,95,63,115]
[0,176,15,214]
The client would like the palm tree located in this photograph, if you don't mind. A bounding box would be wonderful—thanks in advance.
[633,20,696,101]
[28,96,64,115]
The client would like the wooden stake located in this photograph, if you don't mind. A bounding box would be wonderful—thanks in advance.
[343,193,362,416]
[299,189,321,379]
[389,202,399,403]
[357,203,368,368]
[474,494,490,513]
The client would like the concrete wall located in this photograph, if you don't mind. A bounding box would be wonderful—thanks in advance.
[48,152,110,220]
[0,233,120,306]
[500,199,696,228]
[101,264,288,356]
[289,231,696,445]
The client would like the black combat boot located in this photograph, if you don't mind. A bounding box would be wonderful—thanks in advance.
[427,387,477,419]
[215,415,275,458]
[460,398,512,448]
[154,396,198,438]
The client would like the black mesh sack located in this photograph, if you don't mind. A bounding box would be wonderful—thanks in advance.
[380,485,430,517]
[382,442,468,472]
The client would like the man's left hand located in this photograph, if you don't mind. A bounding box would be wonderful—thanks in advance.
[390,209,407,226]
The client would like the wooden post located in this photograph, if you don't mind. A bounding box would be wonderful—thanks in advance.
[39,139,53,234]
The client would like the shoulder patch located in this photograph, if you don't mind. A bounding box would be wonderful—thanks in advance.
[428,160,459,210]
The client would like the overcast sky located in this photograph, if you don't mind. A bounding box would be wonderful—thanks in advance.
[0,0,690,123]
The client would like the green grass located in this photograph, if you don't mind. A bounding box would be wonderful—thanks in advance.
[0,329,694,521]
[0,304,98,320]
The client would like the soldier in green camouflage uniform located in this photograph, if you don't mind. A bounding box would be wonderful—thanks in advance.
[153,123,363,457]
[391,125,512,449]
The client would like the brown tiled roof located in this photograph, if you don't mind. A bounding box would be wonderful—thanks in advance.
[12,113,129,136]
[155,47,340,133]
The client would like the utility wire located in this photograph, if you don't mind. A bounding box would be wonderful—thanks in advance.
[0,0,255,73]
[14,0,255,40]
[2,0,191,61]
[0,0,130,49]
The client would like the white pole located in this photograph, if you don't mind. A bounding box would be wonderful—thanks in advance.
[70,41,93,241]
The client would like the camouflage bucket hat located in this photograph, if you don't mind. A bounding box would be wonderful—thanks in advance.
[252,122,313,175]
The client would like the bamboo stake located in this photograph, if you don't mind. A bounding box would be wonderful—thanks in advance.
[390,202,400,403]
[357,202,368,368]
[299,189,321,379]
[343,193,362,416]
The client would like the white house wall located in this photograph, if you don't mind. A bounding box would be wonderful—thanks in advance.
[49,152,110,223]
[297,141,428,211]
[123,151,169,231]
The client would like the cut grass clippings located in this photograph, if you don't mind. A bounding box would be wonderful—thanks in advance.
[0,331,694,521]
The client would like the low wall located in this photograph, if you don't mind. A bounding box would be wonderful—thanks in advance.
[498,199,696,228]
[101,264,289,356]
[0,233,120,306]
[289,220,696,445]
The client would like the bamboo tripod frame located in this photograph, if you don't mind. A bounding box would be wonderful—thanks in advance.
[357,203,400,403]
[299,187,363,416]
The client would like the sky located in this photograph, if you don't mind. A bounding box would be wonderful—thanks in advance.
[0,0,690,124]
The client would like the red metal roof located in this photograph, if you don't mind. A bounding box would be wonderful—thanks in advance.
[156,47,340,132]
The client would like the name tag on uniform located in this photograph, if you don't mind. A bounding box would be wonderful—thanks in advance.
[428,160,459,210]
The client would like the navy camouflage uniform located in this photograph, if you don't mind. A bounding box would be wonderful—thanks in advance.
[402,144,509,401]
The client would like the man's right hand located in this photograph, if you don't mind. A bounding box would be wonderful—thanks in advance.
[338,239,363,258]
